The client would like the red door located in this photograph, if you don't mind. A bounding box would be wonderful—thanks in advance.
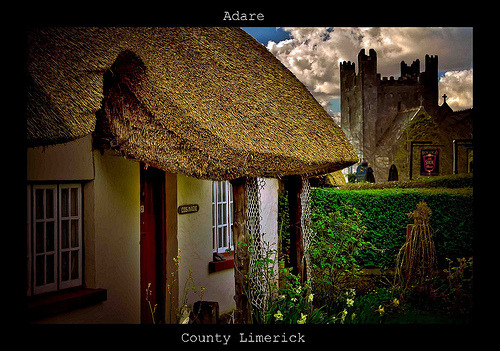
[140,164,166,324]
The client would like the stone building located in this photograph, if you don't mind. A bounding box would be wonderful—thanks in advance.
[340,48,472,182]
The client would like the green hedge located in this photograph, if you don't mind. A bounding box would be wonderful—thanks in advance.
[308,188,473,268]
[340,173,473,190]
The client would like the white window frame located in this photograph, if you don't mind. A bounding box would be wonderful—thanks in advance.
[58,184,83,290]
[28,183,83,295]
[32,184,58,295]
[212,181,234,254]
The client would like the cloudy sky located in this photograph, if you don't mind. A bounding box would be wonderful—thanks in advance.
[243,27,473,124]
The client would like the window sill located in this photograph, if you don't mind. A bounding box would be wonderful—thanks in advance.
[27,287,107,321]
[209,254,234,273]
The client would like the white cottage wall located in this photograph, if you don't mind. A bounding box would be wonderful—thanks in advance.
[175,176,278,317]
[27,135,278,324]
[27,138,141,323]
[176,175,235,314]
[259,178,279,282]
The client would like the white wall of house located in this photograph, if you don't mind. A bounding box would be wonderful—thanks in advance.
[88,150,141,323]
[176,175,235,314]
[27,136,279,324]
[175,176,279,317]
[259,178,279,281]
[27,137,141,323]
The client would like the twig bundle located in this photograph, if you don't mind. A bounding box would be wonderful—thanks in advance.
[395,201,437,289]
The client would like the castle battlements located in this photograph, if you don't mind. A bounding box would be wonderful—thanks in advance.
[340,48,440,168]
[379,75,420,85]
[340,49,437,87]
[340,60,355,71]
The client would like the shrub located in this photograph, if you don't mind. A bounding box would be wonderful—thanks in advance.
[309,187,473,268]
[263,271,330,324]
[308,204,372,305]
[340,173,473,190]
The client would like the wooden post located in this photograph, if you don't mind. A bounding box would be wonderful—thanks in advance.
[286,175,306,283]
[230,177,252,324]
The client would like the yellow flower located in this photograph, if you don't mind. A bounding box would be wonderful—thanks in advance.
[346,298,354,307]
[308,294,314,303]
[297,313,307,324]
[393,298,399,307]
[274,310,283,321]
[377,305,385,316]
[340,309,348,323]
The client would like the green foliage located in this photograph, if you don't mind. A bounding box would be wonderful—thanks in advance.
[429,257,474,316]
[309,187,473,268]
[341,173,473,190]
[347,173,357,183]
[308,204,372,304]
[262,271,330,324]
[351,288,402,324]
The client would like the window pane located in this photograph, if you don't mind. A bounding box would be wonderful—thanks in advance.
[222,203,227,225]
[71,219,79,248]
[213,227,216,251]
[61,220,69,249]
[35,189,44,219]
[218,228,223,249]
[71,188,78,216]
[212,203,215,227]
[230,227,233,248]
[71,251,79,280]
[46,254,55,284]
[61,251,69,282]
[46,221,55,252]
[222,226,227,247]
[46,189,54,219]
[217,182,222,202]
[218,204,223,225]
[61,188,69,217]
[36,222,44,253]
[36,256,45,286]
[221,181,226,201]
[230,202,233,225]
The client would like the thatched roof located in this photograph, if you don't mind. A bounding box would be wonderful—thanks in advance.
[27,27,357,180]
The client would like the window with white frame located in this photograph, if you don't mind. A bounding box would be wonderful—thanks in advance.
[212,181,233,254]
[27,184,83,295]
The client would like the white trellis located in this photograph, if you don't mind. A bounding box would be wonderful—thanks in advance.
[300,176,314,280]
[244,176,313,321]
[245,177,270,320]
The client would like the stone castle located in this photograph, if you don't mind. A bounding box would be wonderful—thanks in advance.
[339,48,472,181]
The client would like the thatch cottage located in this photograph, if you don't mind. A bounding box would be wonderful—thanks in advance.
[26,27,357,323]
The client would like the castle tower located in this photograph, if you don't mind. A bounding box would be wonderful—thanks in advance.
[421,54,439,116]
[340,48,440,181]
[358,48,378,164]
[339,60,356,143]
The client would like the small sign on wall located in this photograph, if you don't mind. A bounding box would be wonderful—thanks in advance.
[420,149,439,176]
[178,204,199,214]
